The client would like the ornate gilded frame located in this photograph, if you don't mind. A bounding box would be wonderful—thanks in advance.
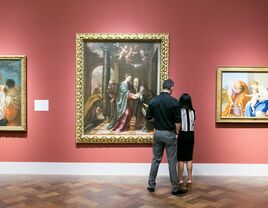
[0,56,26,131]
[76,33,169,143]
[216,66,268,123]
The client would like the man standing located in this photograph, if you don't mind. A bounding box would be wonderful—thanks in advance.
[146,79,188,195]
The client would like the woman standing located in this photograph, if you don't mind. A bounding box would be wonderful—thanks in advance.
[177,93,196,190]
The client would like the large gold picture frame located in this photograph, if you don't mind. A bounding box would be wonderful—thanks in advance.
[0,56,26,131]
[76,33,169,143]
[216,66,268,123]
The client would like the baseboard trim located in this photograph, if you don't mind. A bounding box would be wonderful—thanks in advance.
[0,162,267,176]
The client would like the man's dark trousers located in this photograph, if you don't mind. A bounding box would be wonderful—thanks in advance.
[148,130,179,192]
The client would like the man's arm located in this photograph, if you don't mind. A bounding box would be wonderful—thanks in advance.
[146,103,154,122]
[174,102,181,135]
[175,122,181,135]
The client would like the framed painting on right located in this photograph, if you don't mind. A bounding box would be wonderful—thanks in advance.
[216,66,268,123]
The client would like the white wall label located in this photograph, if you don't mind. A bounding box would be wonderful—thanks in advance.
[34,100,49,111]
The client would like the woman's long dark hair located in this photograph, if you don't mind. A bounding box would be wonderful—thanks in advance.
[178,93,194,110]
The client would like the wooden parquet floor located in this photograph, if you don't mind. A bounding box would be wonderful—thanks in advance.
[0,175,267,208]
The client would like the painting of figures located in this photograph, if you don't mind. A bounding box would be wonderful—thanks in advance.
[0,56,26,131]
[76,33,169,143]
[216,67,268,123]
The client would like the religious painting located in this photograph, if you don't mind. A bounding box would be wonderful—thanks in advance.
[76,33,169,143]
[216,66,268,123]
[0,56,26,131]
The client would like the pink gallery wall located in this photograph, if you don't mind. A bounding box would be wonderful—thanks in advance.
[0,0,268,164]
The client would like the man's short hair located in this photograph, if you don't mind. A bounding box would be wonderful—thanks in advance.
[163,79,174,90]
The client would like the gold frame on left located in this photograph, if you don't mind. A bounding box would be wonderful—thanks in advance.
[0,56,26,131]
[76,33,169,144]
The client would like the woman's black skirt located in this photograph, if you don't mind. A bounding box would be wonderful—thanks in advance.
[177,131,194,161]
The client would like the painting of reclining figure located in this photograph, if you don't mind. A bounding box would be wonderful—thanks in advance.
[76,33,169,143]
[216,66,268,123]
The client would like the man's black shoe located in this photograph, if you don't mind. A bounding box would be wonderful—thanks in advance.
[171,189,188,195]
[147,187,155,192]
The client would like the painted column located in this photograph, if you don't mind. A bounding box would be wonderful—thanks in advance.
[102,45,111,118]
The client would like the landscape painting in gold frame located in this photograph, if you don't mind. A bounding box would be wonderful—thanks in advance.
[76,33,169,143]
[0,56,26,131]
[216,66,268,123]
